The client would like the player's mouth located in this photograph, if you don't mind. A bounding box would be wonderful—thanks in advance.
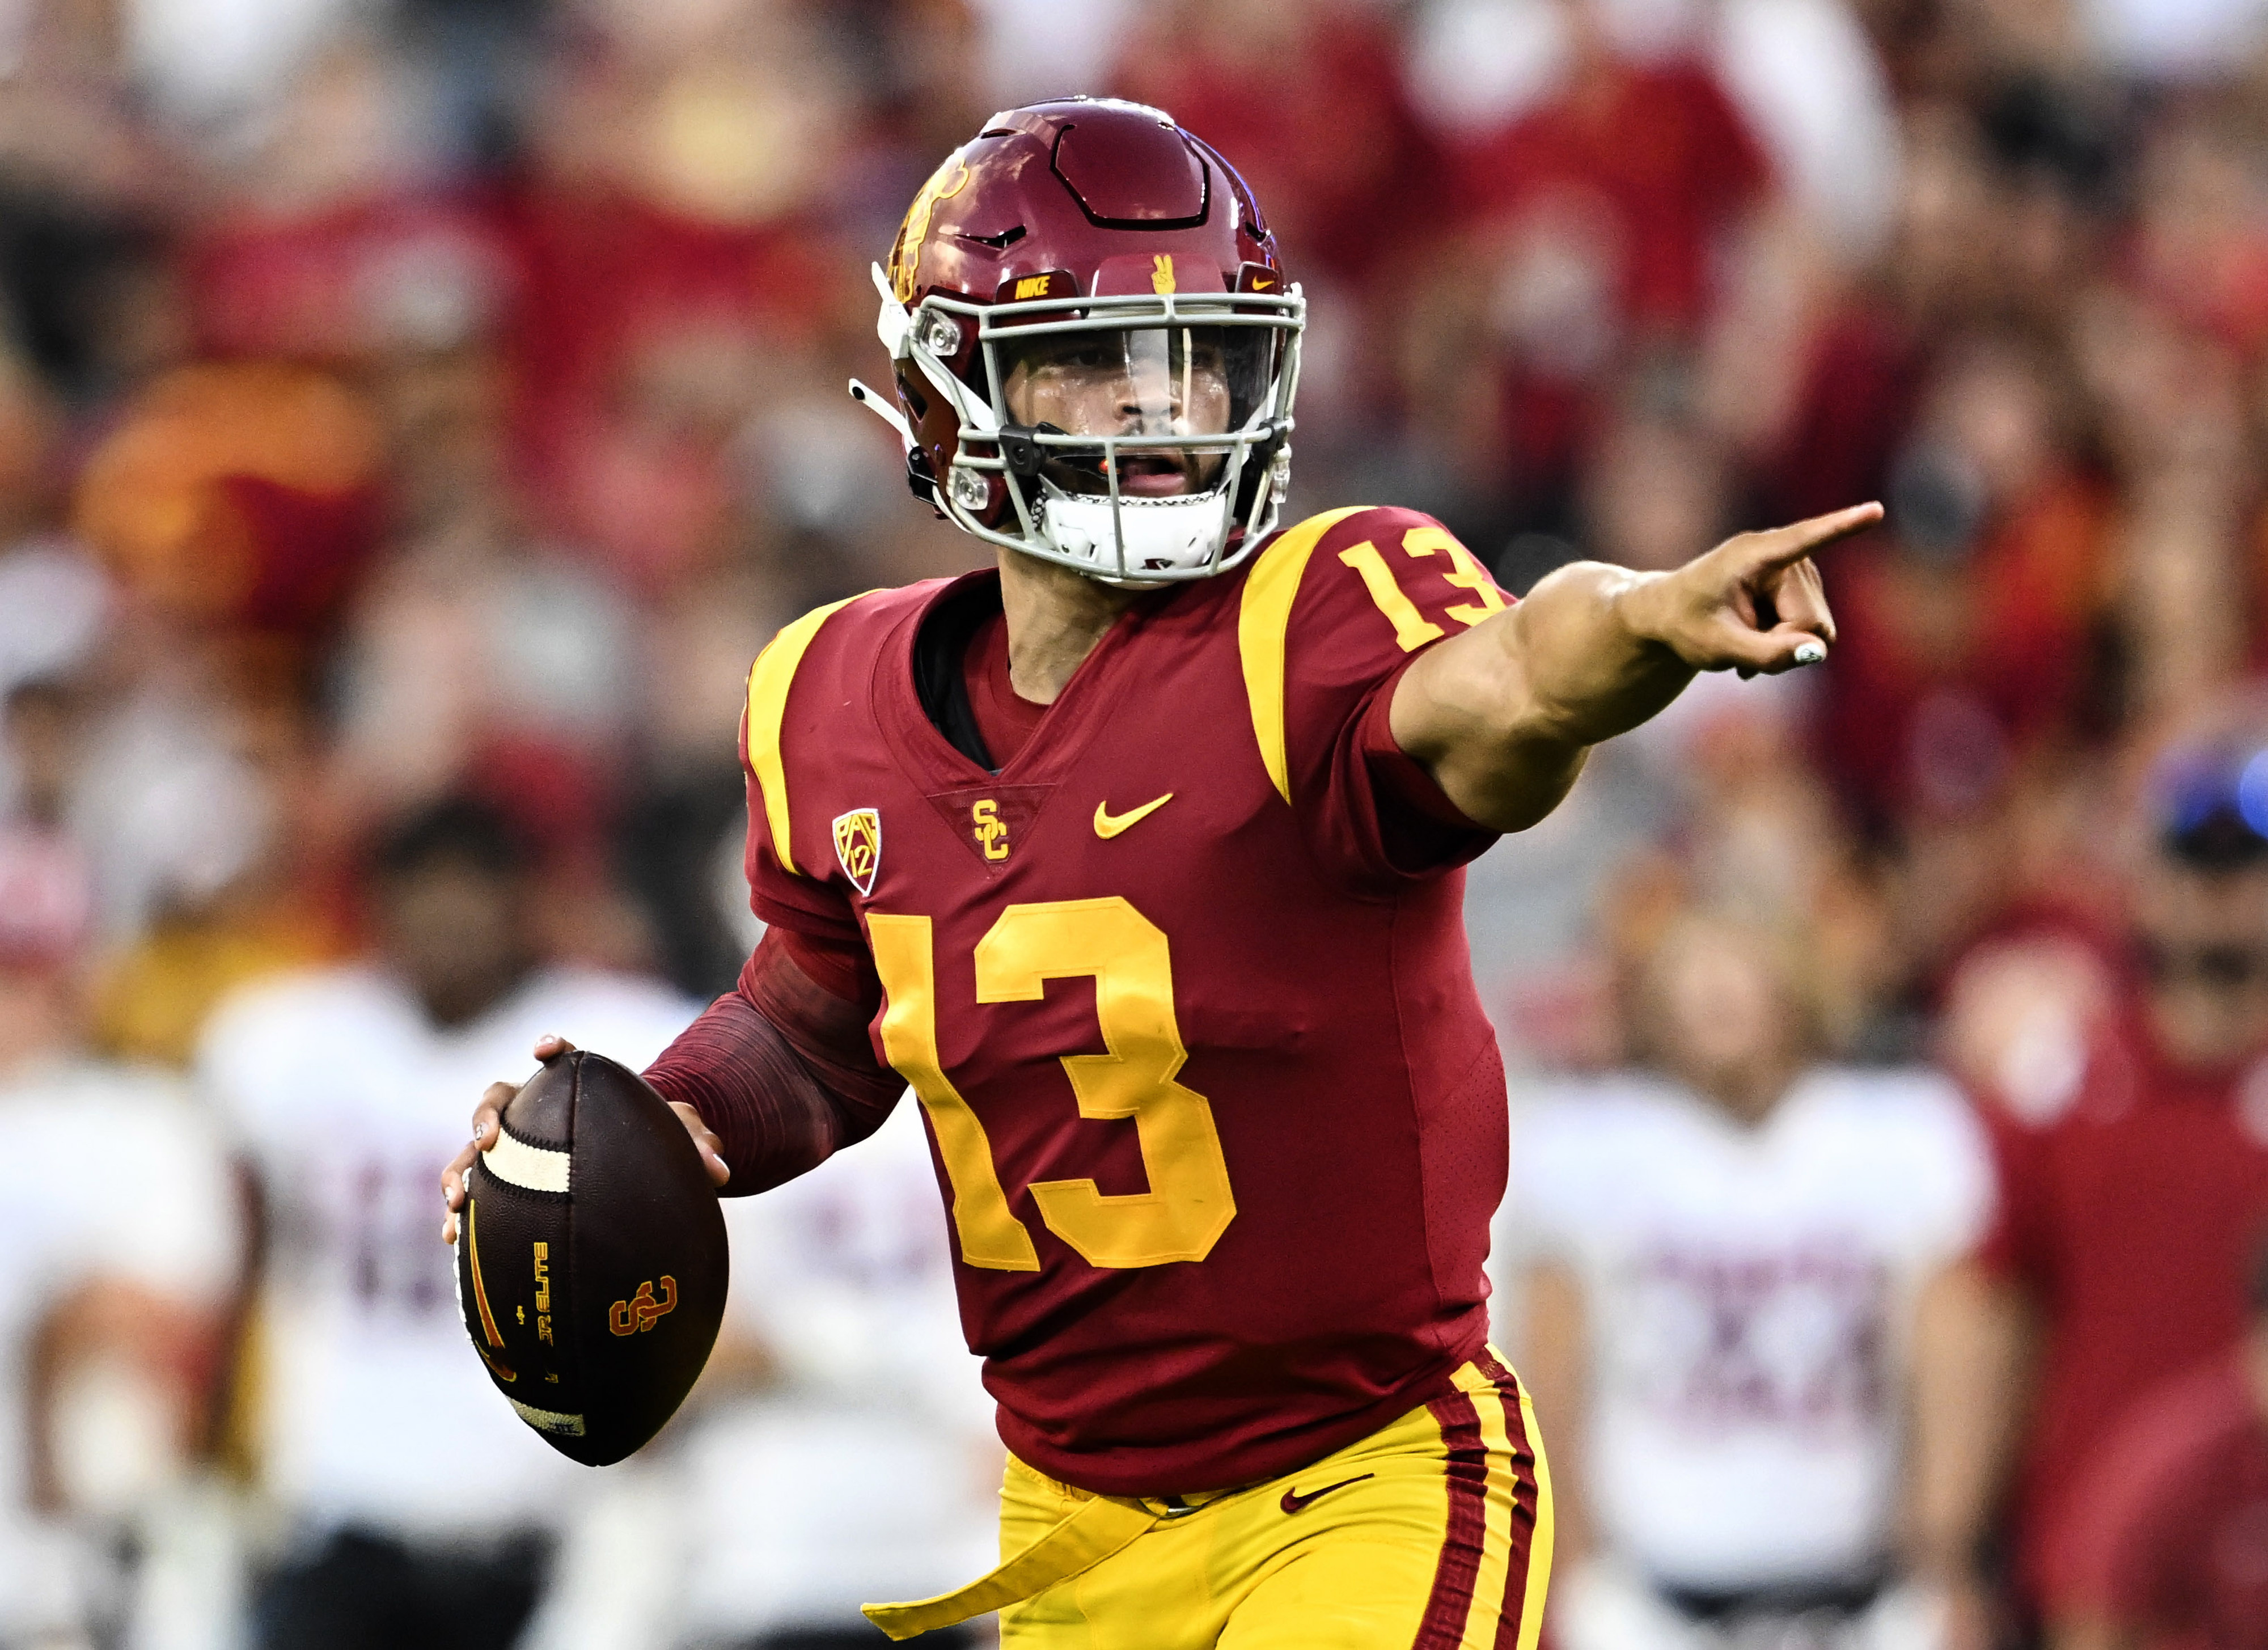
[1110,451,1203,497]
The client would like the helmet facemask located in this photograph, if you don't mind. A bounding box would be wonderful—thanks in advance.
[870,271,1304,585]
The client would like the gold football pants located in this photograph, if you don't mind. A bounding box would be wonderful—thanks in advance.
[865,1349,1553,1649]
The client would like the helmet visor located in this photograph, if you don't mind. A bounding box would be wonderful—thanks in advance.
[993,323,1277,497]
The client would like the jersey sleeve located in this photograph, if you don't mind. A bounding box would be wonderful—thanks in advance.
[1241,505,1509,890]
[1880,1076,1998,1271]
[742,720,860,942]
[196,976,323,1148]
[80,1081,242,1301]
[739,608,865,947]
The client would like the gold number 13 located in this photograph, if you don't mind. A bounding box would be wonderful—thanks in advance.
[868,898,1237,1271]
[1338,524,1509,650]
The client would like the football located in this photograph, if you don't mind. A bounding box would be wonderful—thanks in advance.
[454,1049,729,1466]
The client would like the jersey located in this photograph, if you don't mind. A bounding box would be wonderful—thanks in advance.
[741,505,1514,1496]
[0,1059,240,1641]
[2060,1353,2268,1649]
[1977,1000,2268,1608]
[1498,1068,1993,1590]
[674,1103,1001,1639]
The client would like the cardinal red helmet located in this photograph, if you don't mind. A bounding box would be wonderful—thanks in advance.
[849,97,1302,584]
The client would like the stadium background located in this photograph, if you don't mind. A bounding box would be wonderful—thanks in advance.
[3,0,2267,1645]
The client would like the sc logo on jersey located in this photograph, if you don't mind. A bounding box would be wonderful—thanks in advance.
[972,799,1010,861]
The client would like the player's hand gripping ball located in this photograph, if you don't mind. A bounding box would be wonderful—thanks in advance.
[451,1049,728,1465]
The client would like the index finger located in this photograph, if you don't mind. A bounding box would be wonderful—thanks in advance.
[1743,502,1882,571]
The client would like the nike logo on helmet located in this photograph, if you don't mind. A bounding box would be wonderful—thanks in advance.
[1280,1473,1374,1514]
[1093,793,1174,839]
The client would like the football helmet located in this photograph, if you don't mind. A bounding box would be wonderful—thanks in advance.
[850,98,1302,584]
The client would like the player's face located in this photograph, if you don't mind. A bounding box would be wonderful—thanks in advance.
[376,857,531,1028]
[2132,861,2268,1068]
[1644,922,1805,1118]
[1000,326,1237,496]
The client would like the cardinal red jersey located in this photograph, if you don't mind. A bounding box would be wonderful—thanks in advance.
[1978,999,2268,1611]
[740,505,1514,1496]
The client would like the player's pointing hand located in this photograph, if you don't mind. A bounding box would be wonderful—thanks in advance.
[1391,499,1880,833]
[1627,501,1878,678]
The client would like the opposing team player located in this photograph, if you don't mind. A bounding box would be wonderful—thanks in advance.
[443,98,1875,1647]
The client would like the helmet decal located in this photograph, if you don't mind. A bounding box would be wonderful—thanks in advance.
[890,154,974,304]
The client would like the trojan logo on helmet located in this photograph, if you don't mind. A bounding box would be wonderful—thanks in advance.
[849,98,1302,587]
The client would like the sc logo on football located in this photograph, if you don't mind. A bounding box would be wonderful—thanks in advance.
[609,1276,678,1336]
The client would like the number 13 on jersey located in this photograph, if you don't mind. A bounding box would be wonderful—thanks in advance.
[868,898,1236,1271]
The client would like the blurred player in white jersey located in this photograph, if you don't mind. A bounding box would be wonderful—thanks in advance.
[659,1099,1001,1648]
[0,834,241,1646]
[1496,911,1994,1650]
[197,799,697,1650]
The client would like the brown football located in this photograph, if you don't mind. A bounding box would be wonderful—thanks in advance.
[454,1050,728,1466]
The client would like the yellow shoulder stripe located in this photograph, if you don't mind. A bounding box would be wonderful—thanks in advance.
[1237,507,1370,804]
[746,593,869,877]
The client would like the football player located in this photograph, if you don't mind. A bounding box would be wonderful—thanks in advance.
[1501,911,1994,1650]
[443,98,1875,1648]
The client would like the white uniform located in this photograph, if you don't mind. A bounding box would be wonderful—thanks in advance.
[0,1059,240,1640]
[1495,1068,1991,1643]
[197,964,697,1542]
[661,1098,1001,1641]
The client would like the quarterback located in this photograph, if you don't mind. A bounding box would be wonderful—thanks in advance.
[442,99,1872,1647]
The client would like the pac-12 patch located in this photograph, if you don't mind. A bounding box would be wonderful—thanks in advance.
[832,809,881,895]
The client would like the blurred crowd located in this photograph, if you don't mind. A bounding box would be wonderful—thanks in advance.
[8,0,2268,1647]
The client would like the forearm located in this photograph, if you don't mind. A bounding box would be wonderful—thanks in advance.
[2053,1619,2138,1650]
[1499,562,1700,744]
[1518,1258,1598,1573]
[1905,1258,2034,1584]
[1391,505,1860,832]
[643,931,902,1196]
[1393,562,1694,831]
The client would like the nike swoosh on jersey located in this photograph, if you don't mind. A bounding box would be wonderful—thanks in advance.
[1093,793,1174,839]
[1279,1473,1374,1514]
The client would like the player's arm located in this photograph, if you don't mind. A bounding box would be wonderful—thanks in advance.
[1390,503,1879,832]
[441,929,900,1240]
[1515,1257,1597,1576]
[1906,1254,2035,1650]
[2053,1621,2136,1650]
[638,925,901,1196]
